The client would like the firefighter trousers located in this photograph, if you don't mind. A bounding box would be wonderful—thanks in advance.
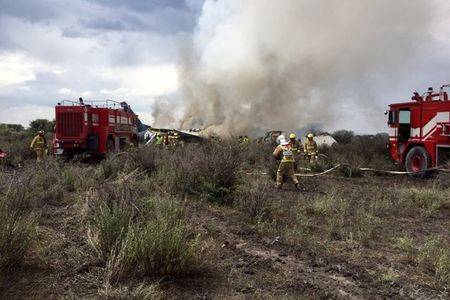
[35,149,45,162]
[276,161,298,187]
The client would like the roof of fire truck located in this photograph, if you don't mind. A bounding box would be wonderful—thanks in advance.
[389,84,450,108]
[58,99,125,108]
[57,99,137,115]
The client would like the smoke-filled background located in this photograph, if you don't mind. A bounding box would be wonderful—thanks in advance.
[1,0,448,132]
[151,0,447,136]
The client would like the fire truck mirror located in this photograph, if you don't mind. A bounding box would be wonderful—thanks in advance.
[387,111,395,124]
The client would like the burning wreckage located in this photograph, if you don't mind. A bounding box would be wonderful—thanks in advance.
[143,127,205,146]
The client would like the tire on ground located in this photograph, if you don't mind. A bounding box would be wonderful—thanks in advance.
[405,146,431,178]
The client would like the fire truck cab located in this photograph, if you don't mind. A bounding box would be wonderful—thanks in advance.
[53,99,139,157]
[387,84,450,176]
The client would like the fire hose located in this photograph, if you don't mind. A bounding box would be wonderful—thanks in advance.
[246,164,450,177]
[295,164,450,177]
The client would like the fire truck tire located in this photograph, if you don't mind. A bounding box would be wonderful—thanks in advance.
[106,139,115,153]
[405,146,431,178]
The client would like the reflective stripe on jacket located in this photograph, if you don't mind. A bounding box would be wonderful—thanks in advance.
[304,140,317,154]
[290,141,302,155]
[273,144,295,163]
[30,135,46,150]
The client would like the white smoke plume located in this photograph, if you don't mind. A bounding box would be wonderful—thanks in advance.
[157,0,437,135]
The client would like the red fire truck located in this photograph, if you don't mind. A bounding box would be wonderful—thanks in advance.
[387,84,450,176]
[53,99,139,157]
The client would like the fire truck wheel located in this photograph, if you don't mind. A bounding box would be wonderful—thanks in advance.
[106,139,115,153]
[405,146,431,178]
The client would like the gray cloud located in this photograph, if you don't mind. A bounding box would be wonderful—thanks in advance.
[0,0,200,126]
[87,0,191,11]
[0,0,56,22]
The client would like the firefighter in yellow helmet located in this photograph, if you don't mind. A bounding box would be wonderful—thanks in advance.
[304,133,318,164]
[30,130,47,162]
[273,135,300,191]
[289,133,302,171]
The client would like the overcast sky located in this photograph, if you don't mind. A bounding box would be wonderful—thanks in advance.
[0,0,203,126]
[0,0,449,132]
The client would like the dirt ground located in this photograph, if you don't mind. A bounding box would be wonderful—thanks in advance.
[1,173,449,299]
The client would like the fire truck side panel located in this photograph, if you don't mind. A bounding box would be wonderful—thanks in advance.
[388,90,450,170]
[53,102,138,156]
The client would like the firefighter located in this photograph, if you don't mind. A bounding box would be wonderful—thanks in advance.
[273,135,300,191]
[289,133,302,171]
[155,134,163,145]
[304,133,318,164]
[170,132,182,147]
[163,133,170,146]
[30,130,48,162]
[239,135,250,145]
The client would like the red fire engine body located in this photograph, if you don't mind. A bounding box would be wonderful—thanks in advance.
[53,99,139,157]
[388,84,450,175]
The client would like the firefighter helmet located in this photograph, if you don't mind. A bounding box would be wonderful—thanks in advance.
[277,135,288,145]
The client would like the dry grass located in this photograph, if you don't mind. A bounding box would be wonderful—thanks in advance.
[0,131,449,297]
[0,174,36,281]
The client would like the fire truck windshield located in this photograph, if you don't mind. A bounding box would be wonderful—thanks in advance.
[399,110,410,124]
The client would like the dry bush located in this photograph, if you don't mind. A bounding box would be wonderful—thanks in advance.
[239,142,273,168]
[0,174,36,279]
[234,178,278,222]
[321,133,392,172]
[152,141,241,204]
[0,131,34,168]
[98,282,162,300]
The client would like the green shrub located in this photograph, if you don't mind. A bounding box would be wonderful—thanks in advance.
[352,210,380,246]
[393,235,416,262]
[84,183,198,281]
[121,198,196,277]
[312,193,349,239]
[417,235,450,287]
[286,207,313,244]
[87,200,132,260]
[401,187,448,217]
[340,163,362,178]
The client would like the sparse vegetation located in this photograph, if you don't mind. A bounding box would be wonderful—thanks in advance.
[0,129,449,298]
[0,175,36,281]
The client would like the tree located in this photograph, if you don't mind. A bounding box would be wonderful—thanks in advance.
[332,129,354,144]
[0,124,24,136]
[29,119,55,133]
